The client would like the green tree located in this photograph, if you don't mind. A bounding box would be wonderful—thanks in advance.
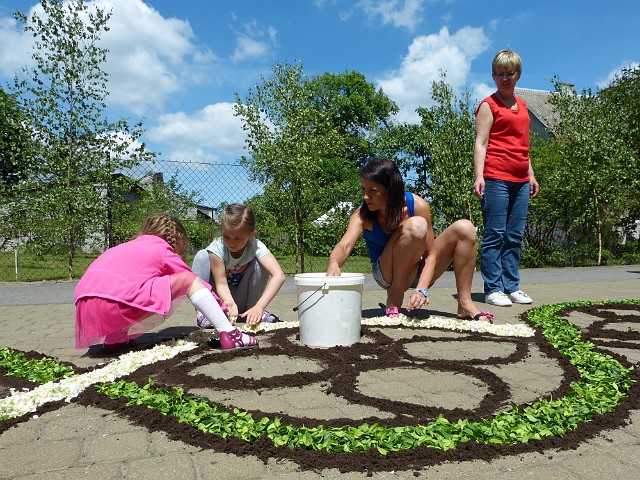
[415,75,479,233]
[542,79,637,265]
[0,86,34,190]
[0,86,37,249]
[234,62,345,272]
[375,122,431,194]
[600,65,640,160]
[10,0,154,278]
[598,66,640,239]
[308,71,398,168]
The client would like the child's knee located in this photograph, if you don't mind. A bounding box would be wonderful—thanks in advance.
[193,249,210,266]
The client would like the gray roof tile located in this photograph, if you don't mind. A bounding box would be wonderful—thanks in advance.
[515,87,559,132]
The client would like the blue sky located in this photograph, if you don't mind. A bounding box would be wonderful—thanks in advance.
[1,0,638,175]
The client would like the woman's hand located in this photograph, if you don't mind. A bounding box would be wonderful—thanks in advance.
[473,177,485,199]
[407,289,430,311]
[530,177,540,199]
[326,264,341,277]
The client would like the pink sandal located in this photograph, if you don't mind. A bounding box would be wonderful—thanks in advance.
[385,307,400,317]
[219,328,259,351]
[472,310,494,324]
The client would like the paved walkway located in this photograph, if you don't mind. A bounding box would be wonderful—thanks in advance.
[0,265,639,479]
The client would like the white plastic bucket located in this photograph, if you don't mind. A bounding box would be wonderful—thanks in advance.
[294,272,364,347]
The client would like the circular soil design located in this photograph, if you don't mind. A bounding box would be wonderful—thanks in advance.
[2,302,639,474]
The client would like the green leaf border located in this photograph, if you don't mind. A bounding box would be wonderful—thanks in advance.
[0,348,74,384]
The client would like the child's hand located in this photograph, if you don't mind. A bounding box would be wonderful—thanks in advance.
[242,306,265,325]
[226,303,239,324]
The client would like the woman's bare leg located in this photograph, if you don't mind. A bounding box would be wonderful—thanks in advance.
[432,219,486,319]
[379,217,427,310]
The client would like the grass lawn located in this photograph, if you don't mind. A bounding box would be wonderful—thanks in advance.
[0,251,372,282]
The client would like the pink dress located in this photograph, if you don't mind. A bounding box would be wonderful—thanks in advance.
[74,234,222,348]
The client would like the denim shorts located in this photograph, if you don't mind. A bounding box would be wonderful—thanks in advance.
[372,258,421,290]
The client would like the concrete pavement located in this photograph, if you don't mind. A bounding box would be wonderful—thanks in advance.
[0,265,639,479]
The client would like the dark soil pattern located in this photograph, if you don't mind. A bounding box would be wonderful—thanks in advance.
[2,303,639,474]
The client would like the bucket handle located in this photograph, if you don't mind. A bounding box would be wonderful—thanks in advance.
[292,282,327,312]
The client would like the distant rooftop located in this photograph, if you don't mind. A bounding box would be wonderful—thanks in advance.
[515,87,559,134]
[514,88,559,138]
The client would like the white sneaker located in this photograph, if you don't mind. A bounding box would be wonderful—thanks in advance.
[485,291,513,307]
[508,290,533,304]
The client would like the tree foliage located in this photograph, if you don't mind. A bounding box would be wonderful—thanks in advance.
[9,0,154,278]
[414,74,479,233]
[0,86,35,191]
[235,62,346,272]
[534,75,639,265]
[307,71,398,168]
[235,63,399,271]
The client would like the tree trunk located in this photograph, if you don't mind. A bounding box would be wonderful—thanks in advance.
[594,192,603,266]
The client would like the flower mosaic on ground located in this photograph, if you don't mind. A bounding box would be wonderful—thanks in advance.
[1,301,639,473]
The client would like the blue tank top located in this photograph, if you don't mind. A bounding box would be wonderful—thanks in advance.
[363,192,415,263]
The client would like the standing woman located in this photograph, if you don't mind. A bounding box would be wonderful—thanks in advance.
[473,49,540,307]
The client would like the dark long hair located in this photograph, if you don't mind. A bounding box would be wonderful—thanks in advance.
[358,158,405,231]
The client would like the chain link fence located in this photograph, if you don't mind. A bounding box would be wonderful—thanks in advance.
[1,159,366,281]
[2,158,639,282]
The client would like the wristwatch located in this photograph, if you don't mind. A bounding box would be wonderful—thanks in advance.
[416,288,429,298]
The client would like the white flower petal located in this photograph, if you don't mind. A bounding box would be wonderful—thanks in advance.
[239,316,535,338]
[0,341,198,420]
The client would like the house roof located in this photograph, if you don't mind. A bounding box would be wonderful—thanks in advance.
[515,87,558,132]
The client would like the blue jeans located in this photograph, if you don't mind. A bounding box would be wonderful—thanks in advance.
[480,179,530,295]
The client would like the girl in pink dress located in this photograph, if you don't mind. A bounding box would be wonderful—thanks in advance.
[74,214,259,353]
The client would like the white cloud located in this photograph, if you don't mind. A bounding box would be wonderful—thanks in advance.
[231,19,276,63]
[357,0,425,31]
[147,102,246,161]
[471,82,494,105]
[95,0,214,114]
[232,36,270,62]
[0,15,35,77]
[377,26,490,123]
[0,0,215,115]
[596,61,640,89]
[162,147,221,166]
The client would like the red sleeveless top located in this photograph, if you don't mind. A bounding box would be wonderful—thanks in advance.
[478,93,530,182]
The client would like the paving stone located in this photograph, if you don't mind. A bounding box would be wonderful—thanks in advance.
[356,366,487,410]
[193,451,268,479]
[82,430,150,463]
[125,453,197,479]
[148,430,202,456]
[484,344,565,405]
[19,463,124,480]
[405,339,517,361]
[0,437,83,478]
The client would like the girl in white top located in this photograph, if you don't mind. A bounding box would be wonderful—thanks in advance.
[192,204,285,325]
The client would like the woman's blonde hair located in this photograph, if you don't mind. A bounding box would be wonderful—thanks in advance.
[220,204,256,233]
[141,214,189,257]
[492,49,522,74]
